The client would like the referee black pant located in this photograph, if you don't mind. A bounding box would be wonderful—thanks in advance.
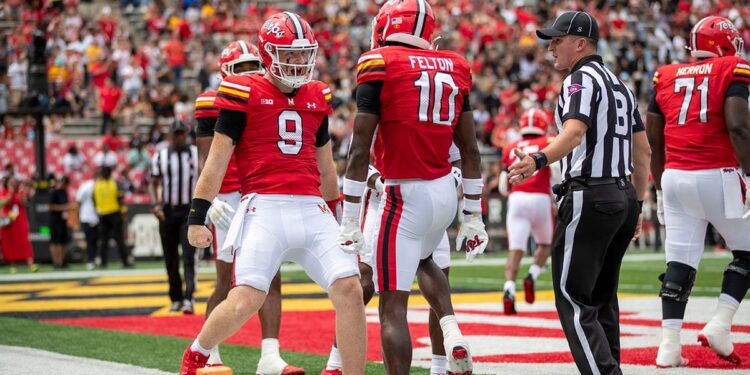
[552,179,639,375]
[159,205,196,303]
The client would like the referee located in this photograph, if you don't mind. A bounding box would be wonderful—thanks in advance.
[510,11,651,375]
[149,121,199,314]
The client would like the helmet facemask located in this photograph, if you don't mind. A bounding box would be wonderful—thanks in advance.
[265,40,318,89]
[221,56,264,77]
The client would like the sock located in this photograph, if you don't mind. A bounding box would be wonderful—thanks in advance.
[261,338,281,358]
[439,315,461,338]
[503,280,516,295]
[661,325,681,345]
[190,339,211,356]
[207,345,222,365]
[326,346,342,370]
[712,295,739,327]
[430,354,447,375]
[662,319,683,330]
[721,264,750,303]
[661,298,687,321]
[529,264,543,280]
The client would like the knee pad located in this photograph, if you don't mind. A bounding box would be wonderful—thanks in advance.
[658,262,696,303]
[726,251,750,279]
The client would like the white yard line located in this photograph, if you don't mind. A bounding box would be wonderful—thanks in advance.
[0,345,171,375]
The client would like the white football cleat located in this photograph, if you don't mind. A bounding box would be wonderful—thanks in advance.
[444,334,472,375]
[698,319,741,365]
[655,330,687,368]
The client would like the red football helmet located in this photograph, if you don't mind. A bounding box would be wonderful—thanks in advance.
[371,0,437,50]
[258,12,318,88]
[219,40,264,78]
[689,16,744,58]
[519,108,551,136]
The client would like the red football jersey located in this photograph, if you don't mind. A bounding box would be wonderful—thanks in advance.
[502,136,554,195]
[357,46,472,180]
[194,89,241,194]
[213,75,333,196]
[653,55,750,170]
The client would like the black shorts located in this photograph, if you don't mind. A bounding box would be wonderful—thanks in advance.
[49,221,70,245]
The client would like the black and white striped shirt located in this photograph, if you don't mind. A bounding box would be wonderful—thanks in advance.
[151,146,198,206]
[555,55,645,180]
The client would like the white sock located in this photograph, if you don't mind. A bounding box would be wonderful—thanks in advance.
[261,338,281,358]
[662,319,683,330]
[439,315,461,338]
[529,264,543,280]
[207,345,222,365]
[661,325,681,344]
[326,345,342,370]
[713,295,739,326]
[503,280,516,295]
[430,354,447,375]
[190,339,211,356]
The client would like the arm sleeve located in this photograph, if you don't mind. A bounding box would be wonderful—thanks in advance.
[461,95,472,113]
[356,81,383,115]
[214,109,248,143]
[647,92,663,116]
[195,117,217,138]
[726,81,749,99]
[560,71,596,128]
[316,116,331,147]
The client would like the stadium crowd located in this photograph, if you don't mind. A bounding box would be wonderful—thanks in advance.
[0,0,747,265]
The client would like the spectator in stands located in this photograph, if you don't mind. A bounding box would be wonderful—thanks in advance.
[76,172,99,270]
[0,75,9,118]
[163,31,186,88]
[7,54,27,109]
[93,166,132,268]
[63,144,85,173]
[101,126,125,151]
[48,175,71,269]
[99,76,122,134]
[94,142,117,168]
[127,139,150,171]
[0,175,39,273]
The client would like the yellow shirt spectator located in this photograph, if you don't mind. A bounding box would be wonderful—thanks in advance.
[93,178,120,216]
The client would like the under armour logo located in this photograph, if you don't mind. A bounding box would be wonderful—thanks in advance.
[307,102,317,109]
[248,207,256,212]
[288,98,295,106]
[466,235,485,252]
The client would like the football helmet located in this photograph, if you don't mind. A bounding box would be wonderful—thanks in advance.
[519,108,551,136]
[689,16,744,58]
[219,40,264,78]
[258,12,318,88]
[371,0,437,50]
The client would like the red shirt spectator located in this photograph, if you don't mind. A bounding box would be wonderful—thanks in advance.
[89,57,110,89]
[99,79,122,115]
[163,36,185,67]
[102,129,125,151]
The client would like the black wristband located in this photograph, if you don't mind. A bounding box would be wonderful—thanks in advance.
[532,152,548,171]
[638,200,643,210]
[187,198,211,226]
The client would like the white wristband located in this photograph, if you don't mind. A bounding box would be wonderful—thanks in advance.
[463,198,482,213]
[367,165,381,180]
[343,178,367,198]
[342,200,361,220]
[462,178,483,195]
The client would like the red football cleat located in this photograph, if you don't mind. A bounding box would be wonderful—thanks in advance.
[503,291,517,315]
[180,345,209,375]
[698,334,742,365]
[280,365,305,375]
[320,368,342,375]
[523,274,535,304]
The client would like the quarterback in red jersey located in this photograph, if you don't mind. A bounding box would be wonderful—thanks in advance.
[339,0,487,373]
[498,108,558,315]
[647,16,750,368]
[181,12,366,375]
[193,40,303,374]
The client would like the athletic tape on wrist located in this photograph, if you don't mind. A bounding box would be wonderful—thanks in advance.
[367,165,381,180]
[462,178,483,195]
[343,178,367,197]
[463,198,482,213]
[342,200,361,220]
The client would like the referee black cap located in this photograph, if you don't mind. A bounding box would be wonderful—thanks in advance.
[170,120,188,133]
[536,11,599,41]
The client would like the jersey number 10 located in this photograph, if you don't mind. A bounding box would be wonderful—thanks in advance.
[674,77,709,125]
[413,71,460,125]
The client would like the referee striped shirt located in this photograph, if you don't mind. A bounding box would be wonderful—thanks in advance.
[151,145,198,206]
[555,55,645,180]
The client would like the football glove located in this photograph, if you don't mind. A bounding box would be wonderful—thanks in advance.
[656,190,664,225]
[455,213,488,262]
[451,167,463,188]
[207,197,235,231]
[498,171,509,196]
[337,218,364,255]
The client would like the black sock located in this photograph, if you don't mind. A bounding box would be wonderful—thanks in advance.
[662,298,688,320]
[721,271,750,303]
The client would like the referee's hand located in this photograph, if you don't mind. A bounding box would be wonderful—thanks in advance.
[508,149,536,185]
[188,225,213,248]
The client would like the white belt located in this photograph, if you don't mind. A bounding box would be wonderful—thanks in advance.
[221,193,256,254]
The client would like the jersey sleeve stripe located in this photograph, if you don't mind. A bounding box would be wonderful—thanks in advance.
[218,86,250,99]
[357,54,384,64]
[736,63,750,70]
[216,92,248,104]
[358,66,386,75]
[733,68,750,76]
[322,88,331,94]
[357,59,385,71]
[196,96,216,102]
[325,93,333,101]
[195,101,216,108]
[219,81,252,92]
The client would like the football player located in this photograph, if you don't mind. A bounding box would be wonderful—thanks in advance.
[498,108,558,315]
[337,0,488,373]
[181,12,366,375]
[194,40,304,374]
[647,15,750,367]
